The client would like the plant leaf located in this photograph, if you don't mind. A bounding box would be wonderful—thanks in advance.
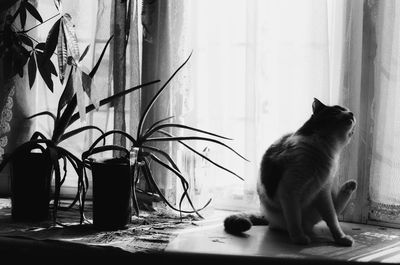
[143,123,233,141]
[59,125,104,143]
[56,65,73,117]
[49,59,57,76]
[19,3,27,30]
[140,159,188,214]
[147,152,201,217]
[81,71,92,96]
[145,136,249,162]
[57,148,85,213]
[26,110,56,123]
[43,18,61,63]
[158,130,244,181]
[79,44,90,62]
[53,0,60,10]
[36,53,54,92]
[24,1,43,23]
[30,131,47,140]
[35,42,45,51]
[144,116,174,135]
[142,157,211,215]
[89,35,113,78]
[52,93,77,143]
[28,53,36,88]
[18,33,33,47]
[68,80,160,126]
[140,145,180,171]
[82,145,129,161]
[137,52,192,139]
[86,130,136,155]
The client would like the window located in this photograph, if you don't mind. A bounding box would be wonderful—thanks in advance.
[3,0,400,229]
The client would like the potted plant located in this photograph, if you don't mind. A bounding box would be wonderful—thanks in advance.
[0,2,159,224]
[82,53,248,230]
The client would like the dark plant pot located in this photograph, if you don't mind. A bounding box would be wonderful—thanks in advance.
[90,157,132,230]
[10,150,52,222]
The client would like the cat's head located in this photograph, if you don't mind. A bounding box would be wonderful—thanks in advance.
[298,98,356,146]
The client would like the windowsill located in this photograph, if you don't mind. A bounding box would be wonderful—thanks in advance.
[165,210,400,264]
[1,198,400,264]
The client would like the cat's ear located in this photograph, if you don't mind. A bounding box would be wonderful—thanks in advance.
[312,98,326,114]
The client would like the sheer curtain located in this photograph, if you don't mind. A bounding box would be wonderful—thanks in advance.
[181,0,400,226]
[173,0,349,212]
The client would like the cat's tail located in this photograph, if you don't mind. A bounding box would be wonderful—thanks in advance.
[223,213,269,234]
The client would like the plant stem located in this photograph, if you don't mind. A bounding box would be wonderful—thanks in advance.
[19,13,60,34]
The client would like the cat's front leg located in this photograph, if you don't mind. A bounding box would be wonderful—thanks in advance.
[315,187,354,246]
[278,191,310,245]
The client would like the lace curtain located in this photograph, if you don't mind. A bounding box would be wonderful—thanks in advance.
[368,0,400,225]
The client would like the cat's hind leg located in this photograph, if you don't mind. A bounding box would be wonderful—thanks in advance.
[333,180,357,214]
[278,191,311,245]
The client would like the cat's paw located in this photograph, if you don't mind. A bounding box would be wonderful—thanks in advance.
[291,234,311,245]
[342,180,357,193]
[334,234,354,247]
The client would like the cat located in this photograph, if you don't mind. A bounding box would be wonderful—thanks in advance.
[224,98,357,246]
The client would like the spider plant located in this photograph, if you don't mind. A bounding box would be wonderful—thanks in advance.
[0,36,160,225]
[82,52,248,219]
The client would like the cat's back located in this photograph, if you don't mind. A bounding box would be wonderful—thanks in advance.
[259,133,294,199]
[259,132,336,200]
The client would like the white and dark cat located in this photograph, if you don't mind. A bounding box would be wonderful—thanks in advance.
[224,98,357,246]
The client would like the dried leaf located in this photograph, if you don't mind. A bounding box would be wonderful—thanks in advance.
[62,14,80,61]
[57,21,68,83]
